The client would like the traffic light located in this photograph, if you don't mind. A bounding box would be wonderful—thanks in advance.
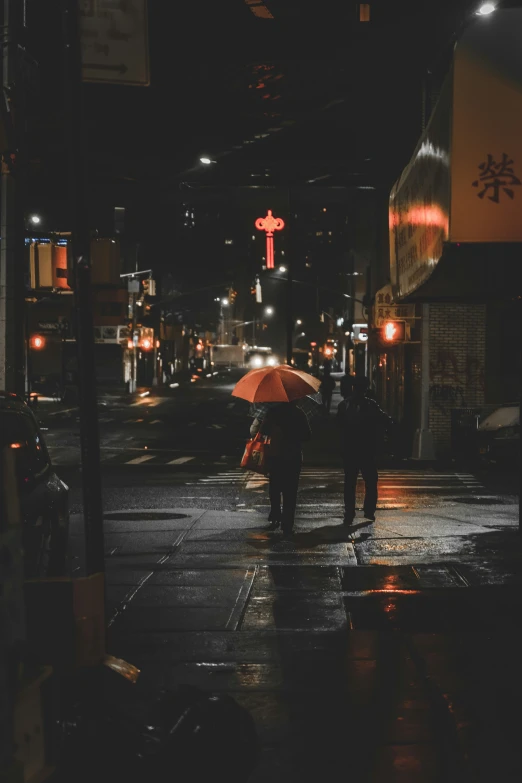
[30,335,45,350]
[142,278,149,295]
[382,321,406,343]
[229,288,237,304]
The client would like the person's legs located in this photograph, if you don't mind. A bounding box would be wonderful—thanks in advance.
[267,457,283,524]
[361,455,378,520]
[342,457,359,523]
[281,455,302,533]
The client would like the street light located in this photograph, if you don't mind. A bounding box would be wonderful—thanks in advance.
[476,2,496,15]
[221,298,229,307]
[29,214,41,225]
[296,319,302,325]
[265,306,274,316]
[279,265,287,272]
[200,156,215,164]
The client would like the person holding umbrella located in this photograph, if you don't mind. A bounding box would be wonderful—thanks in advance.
[232,365,318,538]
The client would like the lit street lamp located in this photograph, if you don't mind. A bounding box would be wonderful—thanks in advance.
[221,298,229,307]
[265,306,274,316]
[476,3,496,15]
[29,214,41,225]
[200,156,215,165]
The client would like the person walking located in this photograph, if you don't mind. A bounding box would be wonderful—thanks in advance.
[250,401,311,537]
[336,375,394,526]
[319,371,336,413]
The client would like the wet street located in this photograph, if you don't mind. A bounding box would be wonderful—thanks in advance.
[37,376,521,782]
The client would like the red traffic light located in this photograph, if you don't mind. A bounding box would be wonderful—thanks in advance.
[30,334,45,350]
[382,321,406,342]
[141,338,152,351]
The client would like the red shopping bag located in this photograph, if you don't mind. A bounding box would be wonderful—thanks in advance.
[240,432,270,474]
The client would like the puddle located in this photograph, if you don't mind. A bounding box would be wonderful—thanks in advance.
[104,511,189,521]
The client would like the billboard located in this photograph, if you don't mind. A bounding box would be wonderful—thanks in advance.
[389,9,522,300]
[389,75,451,300]
[450,10,522,242]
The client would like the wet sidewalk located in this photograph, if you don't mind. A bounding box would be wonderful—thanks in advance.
[67,502,522,783]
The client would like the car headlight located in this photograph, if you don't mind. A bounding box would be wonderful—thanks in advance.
[250,356,263,368]
[267,356,277,366]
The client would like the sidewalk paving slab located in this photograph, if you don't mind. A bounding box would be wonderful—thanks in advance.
[69,495,522,782]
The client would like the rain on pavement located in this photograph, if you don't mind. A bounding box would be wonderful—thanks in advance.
[37,375,521,782]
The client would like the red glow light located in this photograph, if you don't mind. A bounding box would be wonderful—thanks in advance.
[255,209,284,269]
[31,335,45,350]
[384,322,397,341]
[141,338,152,350]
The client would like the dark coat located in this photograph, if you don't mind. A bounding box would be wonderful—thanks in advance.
[251,403,311,457]
[336,394,394,456]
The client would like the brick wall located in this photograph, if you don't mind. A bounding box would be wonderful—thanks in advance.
[428,303,486,455]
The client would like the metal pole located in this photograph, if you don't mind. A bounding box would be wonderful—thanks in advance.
[0,0,25,397]
[285,193,293,365]
[412,303,435,460]
[62,0,104,576]
[129,290,137,393]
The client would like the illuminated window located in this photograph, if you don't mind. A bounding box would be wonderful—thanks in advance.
[358,3,370,22]
[328,231,332,236]
[315,231,323,237]
[225,239,234,245]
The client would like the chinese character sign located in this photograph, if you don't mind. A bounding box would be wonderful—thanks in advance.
[255,210,284,269]
[472,153,521,203]
[450,13,522,242]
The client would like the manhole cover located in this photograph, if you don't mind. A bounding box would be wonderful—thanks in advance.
[104,512,189,521]
[452,497,504,505]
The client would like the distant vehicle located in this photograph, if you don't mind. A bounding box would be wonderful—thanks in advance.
[210,344,245,368]
[0,392,69,577]
[476,402,519,465]
[245,347,278,369]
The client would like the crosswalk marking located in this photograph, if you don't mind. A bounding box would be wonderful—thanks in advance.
[167,456,195,465]
[125,455,155,465]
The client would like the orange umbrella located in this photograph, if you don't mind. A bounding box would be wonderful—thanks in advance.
[231,364,321,403]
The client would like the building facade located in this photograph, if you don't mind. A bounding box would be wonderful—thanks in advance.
[372,9,522,458]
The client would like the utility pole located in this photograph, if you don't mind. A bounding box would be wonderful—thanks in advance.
[0,0,26,396]
[62,0,104,576]
[285,193,294,365]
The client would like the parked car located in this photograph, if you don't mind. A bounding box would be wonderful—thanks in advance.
[0,391,69,577]
[476,402,519,465]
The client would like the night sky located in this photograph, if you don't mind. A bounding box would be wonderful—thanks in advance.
[23,0,521,271]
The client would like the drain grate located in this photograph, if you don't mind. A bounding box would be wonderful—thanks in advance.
[104,511,189,521]
[452,497,504,505]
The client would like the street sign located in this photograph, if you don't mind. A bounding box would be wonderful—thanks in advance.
[79,0,150,86]
[37,322,61,332]
[128,279,140,293]
[374,303,415,328]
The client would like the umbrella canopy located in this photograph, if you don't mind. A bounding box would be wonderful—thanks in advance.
[231,364,321,403]
[249,392,325,424]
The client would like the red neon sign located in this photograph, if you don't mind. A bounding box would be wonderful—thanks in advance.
[255,209,284,269]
